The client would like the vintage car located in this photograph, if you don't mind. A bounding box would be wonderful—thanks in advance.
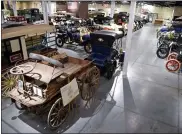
[18,8,43,23]
[56,26,93,53]
[86,30,125,79]
[3,51,100,129]
[94,17,127,36]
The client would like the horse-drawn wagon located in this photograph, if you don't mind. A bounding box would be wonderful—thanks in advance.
[2,51,100,129]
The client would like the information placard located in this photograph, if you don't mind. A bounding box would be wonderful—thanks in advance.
[60,78,79,106]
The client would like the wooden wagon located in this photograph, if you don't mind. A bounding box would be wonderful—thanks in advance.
[5,51,100,129]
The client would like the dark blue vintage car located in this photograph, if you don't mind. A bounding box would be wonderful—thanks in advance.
[86,30,125,79]
[55,26,92,53]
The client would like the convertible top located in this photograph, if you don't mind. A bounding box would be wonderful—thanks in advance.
[90,30,124,39]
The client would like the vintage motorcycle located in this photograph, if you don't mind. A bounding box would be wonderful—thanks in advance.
[156,32,182,59]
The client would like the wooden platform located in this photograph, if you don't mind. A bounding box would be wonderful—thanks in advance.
[9,88,46,107]
[23,61,82,84]
[2,24,55,40]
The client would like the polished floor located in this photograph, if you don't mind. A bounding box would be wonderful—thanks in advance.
[2,24,182,133]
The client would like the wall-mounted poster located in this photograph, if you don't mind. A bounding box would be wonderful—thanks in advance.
[67,2,78,11]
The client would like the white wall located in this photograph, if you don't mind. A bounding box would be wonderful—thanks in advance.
[173,6,182,16]
[88,3,180,20]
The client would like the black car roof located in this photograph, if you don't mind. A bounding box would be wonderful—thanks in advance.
[90,30,124,39]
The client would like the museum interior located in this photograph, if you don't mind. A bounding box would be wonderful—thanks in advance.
[1,0,182,133]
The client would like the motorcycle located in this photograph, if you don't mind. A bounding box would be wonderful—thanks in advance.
[156,33,182,59]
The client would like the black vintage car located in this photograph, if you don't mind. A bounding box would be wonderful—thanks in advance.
[86,30,125,79]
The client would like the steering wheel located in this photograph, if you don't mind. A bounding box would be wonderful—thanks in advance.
[10,65,34,75]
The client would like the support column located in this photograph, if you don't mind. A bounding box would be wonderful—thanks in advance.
[48,0,52,16]
[171,8,175,20]
[2,11,5,24]
[122,1,136,76]
[110,0,115,18]
[12,0,17,16]
[42,0,48,24]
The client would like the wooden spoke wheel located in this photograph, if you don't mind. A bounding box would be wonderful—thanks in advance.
[167,52,178,60]
[47,98,69,129]
[165,59,180,72]
[80,66,100,101]
[1,71,19,98]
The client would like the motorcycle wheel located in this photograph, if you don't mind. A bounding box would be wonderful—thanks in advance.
[156,47,169,59]
[56,37,64,47]
[165,59,180,72]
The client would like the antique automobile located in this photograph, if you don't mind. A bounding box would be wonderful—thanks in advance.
[88,11,106,19]
[94,17,126,36]
[3,51,100,129]
[86,30,125,79]
[18,8,43,23]
[56,26,92,53]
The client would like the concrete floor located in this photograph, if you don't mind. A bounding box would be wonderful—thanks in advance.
[2,24,182,133]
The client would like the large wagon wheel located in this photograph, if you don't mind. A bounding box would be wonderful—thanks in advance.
[80,66,100,101]
[47,98,69,129]
[1,71,19,98]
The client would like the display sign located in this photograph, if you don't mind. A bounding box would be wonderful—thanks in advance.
[60,78,79,106]
[10,39,20,52]
[67,2,78,10]
[33,86,43,98]
[10,53,22,63]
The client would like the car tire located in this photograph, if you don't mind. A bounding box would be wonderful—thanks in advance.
[56,36,64,47]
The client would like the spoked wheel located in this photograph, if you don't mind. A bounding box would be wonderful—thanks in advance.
[167,52,178,60]
[1,71,19,98]
[165,59,180,72]
[56,37,64,47]
[156,47,169,59]
[47,98,69,129]
[80,66,100,101]
[84,42,92,54]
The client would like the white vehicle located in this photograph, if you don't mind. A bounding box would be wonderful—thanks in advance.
[95,19,127,35]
